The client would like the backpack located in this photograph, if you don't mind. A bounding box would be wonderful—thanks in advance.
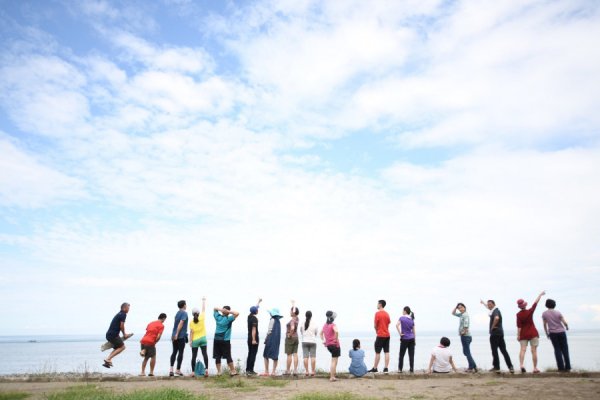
[194,360,206,376]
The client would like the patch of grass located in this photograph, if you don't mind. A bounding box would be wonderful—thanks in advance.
[0,392,30,400]
[484,381,503,386]
[409,395,427,400]
[46,386,208,400]
[381,385,395,391]
[292,393,375,400]
[256,379,289,387]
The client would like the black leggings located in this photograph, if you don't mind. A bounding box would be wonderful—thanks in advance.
[399,339,415,372]
[191,345,209,372]
[170,338,186,370]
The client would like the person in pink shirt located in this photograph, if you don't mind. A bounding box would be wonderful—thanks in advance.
[320,310,340,382]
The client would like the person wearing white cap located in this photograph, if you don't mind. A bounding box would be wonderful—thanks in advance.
[262,307,283,376]
[189,297,208,377]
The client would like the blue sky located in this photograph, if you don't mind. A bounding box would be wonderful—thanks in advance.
[1,0,599,337]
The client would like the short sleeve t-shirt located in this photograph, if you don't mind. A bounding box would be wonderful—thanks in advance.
[431,345,453,373]
[141,320,164,345]
[516,303,539,340]
[374,310,391,337]
[189,313,206,341]
[399,316,415,340]
[489,308,504,335]
[172,310,189,339]
[247,314,259,342]
[214,311,235,341]
[322,323,340,347]
[106,311,127,339]
[300,320,318,343]
[453,311,471,336]
[542,309,566,333]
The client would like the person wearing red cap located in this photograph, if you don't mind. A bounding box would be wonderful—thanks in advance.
[516,290,546,373]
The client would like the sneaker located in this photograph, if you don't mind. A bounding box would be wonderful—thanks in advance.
[368,368,378,373]
[509,368,515,374]
[246,370,257,376]
[383,368,389,374]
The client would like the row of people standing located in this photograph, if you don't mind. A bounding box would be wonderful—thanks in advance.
[102,293,571,376]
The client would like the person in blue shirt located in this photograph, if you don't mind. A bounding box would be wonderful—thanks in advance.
[169,300,188,377]
[349,339,368,377]
[213,305,240,375]
[103,302,132,368]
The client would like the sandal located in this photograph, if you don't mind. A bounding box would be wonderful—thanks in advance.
[148,374,154,377]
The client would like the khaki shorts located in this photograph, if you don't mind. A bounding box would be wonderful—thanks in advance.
[519,337,539,347]
[285,337,299,355]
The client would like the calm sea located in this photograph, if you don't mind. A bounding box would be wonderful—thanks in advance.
[1,331,598,376]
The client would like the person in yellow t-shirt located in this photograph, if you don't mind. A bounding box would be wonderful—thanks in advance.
[189,297,209,376]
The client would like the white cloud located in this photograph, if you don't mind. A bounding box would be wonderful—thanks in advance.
[0,135,85,207]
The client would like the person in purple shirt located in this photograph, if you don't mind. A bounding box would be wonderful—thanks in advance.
[542,298,571,371]
[395,306,415,373]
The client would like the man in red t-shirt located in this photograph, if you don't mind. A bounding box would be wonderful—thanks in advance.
[368,300,391,374]
[140,313,167,376]
[516,290,545,373]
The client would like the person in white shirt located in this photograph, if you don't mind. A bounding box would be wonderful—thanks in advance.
[428,337,458,374]
[300,310,318,376]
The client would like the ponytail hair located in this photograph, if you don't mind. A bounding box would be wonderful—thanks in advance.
[193,313,199,324]
[304,310,312,331]
[352,339,360,351]
[404,306,414,320]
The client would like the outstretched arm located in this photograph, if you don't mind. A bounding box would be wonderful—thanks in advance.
[202,297,206,313]
[533,290,546,305]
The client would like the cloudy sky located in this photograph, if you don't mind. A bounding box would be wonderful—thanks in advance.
[1,0,599,337]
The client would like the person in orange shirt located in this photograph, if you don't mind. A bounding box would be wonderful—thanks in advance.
[368,300,391,374]
[139,313,167,376]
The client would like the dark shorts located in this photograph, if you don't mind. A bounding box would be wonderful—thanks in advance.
[327,345,341,358]
[140,344,156,359]
[213,340,233,363]
[285,337,299,355]
[374,336,390,354]
[108,336,124,349]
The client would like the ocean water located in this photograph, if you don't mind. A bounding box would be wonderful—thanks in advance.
[0,331,598,376]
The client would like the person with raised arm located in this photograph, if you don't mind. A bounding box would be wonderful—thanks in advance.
[542,298,571,372]
[190,297,209,377]
[284,300,300,376]
[320,310,340,382]
[246,298,262,376]
[213,305,240,376]
[516,290,546,373]
[452,303,477,372]
[480,299,514,373]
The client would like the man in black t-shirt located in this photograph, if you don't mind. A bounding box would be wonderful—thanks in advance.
[481,299,514,373]
[246,298,262,375]
[103,302,132,368]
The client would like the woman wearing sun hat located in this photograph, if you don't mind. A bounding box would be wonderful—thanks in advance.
[516,290,545,373]
[262,307,283,376]
[320,310,340,382]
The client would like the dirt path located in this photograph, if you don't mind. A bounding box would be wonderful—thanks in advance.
[1,373,599,399]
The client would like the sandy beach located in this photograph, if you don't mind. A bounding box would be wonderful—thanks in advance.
[1,372,599,399]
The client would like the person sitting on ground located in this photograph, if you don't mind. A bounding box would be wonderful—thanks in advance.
[428,337,458,374]
[349,339,368,377]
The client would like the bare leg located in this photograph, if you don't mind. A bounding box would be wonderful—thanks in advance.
[216,363,222,375]
[519,342,527,369]
[532,345,539,372]
[149,357,156,375]
[384,352,390,369]
[311,358,316,375]
[303,357,309,375]
[272,360,278,375]
[141,358,148,375]
[228,362,236,374]
[264,358,269,374]
[330,357,338,381]
[107,345,125,362]
[373,353,380,369]
[286,354,292,373]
